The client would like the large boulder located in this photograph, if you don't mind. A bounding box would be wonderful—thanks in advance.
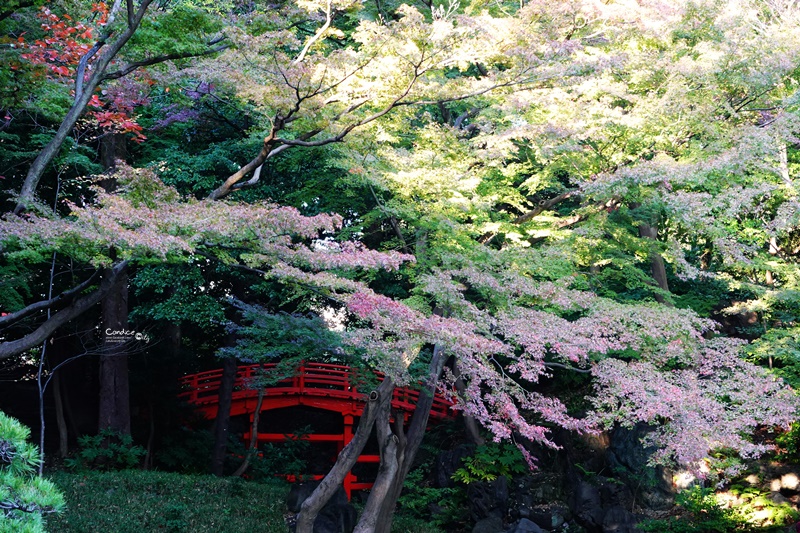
[315,503,357,533]
[472,514,505,533]
[434,444,475,488]
[469,476,510,522]
[524,504,569,530]
[287,481,348,512]
[606,424,674,510]
[601,505,642,533]
[505,518,545,533]
[569,479,605,532]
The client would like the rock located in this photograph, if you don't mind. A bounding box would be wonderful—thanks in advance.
[601,505,641,533]
[315,503,357,533]
[569,480,604,532]
[512,473,563,505]
[527,505,568,530]
[607,424,674,511]
[598,479,634,510]
[286,481,355,533]
[434,444,475,488]
[473,514,505,533]
[469,477,510,522]
[770,492,791,505]
[505,518,545,533]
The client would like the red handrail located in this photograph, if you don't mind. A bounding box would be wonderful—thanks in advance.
[179,362,454,498]
[178,362,453,419]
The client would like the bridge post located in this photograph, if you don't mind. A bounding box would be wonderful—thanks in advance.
[343,414,354,499]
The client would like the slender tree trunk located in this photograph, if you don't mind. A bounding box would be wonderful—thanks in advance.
[211,356,238,476]
[98,266,131,435]
[53,373,69,458]
[296,379,394,533]
[232,387,264,477]
[638,223,670,304]
[367,345,447,533]
[766,236,779,285]
[453,359,484,446]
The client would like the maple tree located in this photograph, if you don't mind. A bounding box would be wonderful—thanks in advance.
[1,0,800,531]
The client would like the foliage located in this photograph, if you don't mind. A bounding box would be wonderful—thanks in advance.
[397,468,466,529]
[639,485,798,533]
[64,429,146,472]
[219,304,344,366]
[775,422,800,463]
[3,3,800,528]
[48,470,288,533]
[154,428,214,474]
[231,426,313,481]
[0,411,64,533]
[451,442,527,484]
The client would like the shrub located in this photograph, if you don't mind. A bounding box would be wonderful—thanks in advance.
[639,485,798,533]
[64,429,146,471]
[451,442,527,484]
[0,411,64,533]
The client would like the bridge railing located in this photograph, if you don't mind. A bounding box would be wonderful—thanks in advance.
[178,362,453,419]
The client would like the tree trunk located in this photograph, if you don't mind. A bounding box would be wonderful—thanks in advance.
[100,133,128,174]
[368,345,447,533]
[638,223,670,304]
[210,356,238,476]
[295,379,394,533]
[232,387,264,477]
[353,395,397,533]
[97,266,131,435]
[453,359,484,446]
[53,373,69,458]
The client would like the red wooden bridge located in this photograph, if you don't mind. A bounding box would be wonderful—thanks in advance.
[179,362,453,497]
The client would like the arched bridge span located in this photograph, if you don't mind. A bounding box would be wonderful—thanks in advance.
[179,362,454,497]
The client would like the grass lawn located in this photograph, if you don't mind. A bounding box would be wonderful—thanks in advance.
[46,470,445,532]
[48,470,288,532]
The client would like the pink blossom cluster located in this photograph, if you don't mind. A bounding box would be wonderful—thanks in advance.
[0,167,413,278]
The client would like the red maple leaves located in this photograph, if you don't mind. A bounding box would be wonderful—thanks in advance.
[18,3,146,143]
[19,6,104,78]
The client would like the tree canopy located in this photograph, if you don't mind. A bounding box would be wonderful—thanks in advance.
[1,0,800,531]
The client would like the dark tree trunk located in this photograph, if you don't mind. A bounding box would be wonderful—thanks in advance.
[100,134,128,174]
[453,359,484,446]
[210,356,238,476]
[97,130,130,436]
[97,267,131,435]
[53,373,69,457]
[638,223,670,304]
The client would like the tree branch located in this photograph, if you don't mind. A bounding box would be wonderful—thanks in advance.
[293,0,333,64]
[0,270,101,328]
[102,42,229,81]
[0,262,128,361]
[544,362,592,374]
[513,190,577,224]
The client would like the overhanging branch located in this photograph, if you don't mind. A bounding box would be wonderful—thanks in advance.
[0,261,128,361]
[0,270,101,328]
[102,42,229,81]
